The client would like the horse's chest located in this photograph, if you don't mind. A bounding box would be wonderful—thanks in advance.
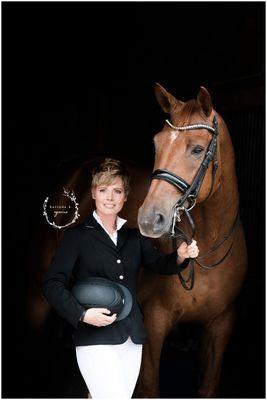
[162,276,221,319]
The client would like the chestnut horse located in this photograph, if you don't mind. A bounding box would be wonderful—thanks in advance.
[26,85,247,398]
[136,84,247,397]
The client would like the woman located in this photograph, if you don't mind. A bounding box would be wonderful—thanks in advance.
[42,158,199,398]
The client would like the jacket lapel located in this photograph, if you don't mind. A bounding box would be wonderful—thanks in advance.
[117,226,129,250]
[83,214,116,250]
[83,214,128,251]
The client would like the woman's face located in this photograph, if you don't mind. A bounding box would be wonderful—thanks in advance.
[92,176,127,217]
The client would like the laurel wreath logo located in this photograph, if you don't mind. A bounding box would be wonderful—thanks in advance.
[43,187,80,229]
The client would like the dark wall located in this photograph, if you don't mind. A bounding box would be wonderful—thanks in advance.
[2,2,265,398]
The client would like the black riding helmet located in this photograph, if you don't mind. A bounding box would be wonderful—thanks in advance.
[71,277,133,321]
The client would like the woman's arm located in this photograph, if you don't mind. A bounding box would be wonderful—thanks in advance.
[42,228,86,328]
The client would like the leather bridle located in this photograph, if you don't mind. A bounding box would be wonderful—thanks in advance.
[152,116,219,226]
[151,116,239,290]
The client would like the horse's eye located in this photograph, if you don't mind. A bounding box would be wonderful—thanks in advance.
[191,145,204,155]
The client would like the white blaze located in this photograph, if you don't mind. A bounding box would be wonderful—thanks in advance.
[170,130,178,143]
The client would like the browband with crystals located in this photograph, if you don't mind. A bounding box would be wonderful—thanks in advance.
[165,119,216,134]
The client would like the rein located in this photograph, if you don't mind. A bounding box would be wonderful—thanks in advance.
[151,116,239,290]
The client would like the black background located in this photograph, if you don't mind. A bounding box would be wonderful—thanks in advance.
[2,2,265,398]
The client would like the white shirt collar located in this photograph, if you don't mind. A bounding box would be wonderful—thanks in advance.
[93,210,127,232]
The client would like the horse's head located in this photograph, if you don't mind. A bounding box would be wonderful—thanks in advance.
[138,83,221,238]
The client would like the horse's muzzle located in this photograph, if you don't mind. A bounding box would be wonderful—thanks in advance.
[138,207,170,238]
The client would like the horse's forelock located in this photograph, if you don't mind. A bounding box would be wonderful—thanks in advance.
[171,99,207,126]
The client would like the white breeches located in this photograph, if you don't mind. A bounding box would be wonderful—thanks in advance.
[75,336,143,399]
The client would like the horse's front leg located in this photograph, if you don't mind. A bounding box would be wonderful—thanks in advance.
[134,302,172,398]
[198,305,236,397]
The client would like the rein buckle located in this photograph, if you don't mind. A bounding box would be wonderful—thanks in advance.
[171,206,185,236]
[176,206,185,222]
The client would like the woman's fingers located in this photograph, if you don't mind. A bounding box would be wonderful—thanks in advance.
[189,252,198,258]
[99,308,111,314]
[188,239,196,248]
[188,241,198,250]
[177,240,199,259]
[85,308,117,327]
[103,314,116,322]
[102,312,117,325]
[187,239,199,258]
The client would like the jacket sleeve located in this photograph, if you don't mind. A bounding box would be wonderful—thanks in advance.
[42,228,86,329]
[139,232,189,274]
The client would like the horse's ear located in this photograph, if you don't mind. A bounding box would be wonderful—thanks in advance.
[197,86,213,117]
[154,83,183,114]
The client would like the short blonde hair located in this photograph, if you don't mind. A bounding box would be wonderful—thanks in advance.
[91,158,130,196]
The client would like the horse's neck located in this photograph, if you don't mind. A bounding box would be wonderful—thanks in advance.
[193,185,238,244]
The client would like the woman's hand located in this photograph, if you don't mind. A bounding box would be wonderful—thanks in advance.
[83,308,117,327]
[177,239,199,262]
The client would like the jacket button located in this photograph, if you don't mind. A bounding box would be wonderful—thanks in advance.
[117,259,121,264]
[119,275,124,280]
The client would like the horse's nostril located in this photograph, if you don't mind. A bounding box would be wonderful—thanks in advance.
[155,213,164,226]
[138,209,166,236]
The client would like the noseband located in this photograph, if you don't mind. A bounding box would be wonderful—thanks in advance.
[151,116,239,290]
